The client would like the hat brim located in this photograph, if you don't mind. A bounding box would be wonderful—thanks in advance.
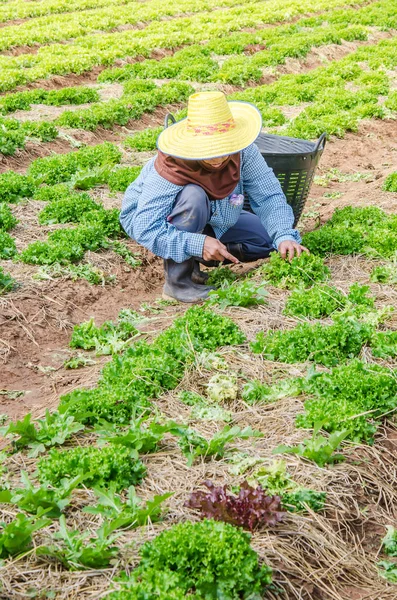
[156,101,262,160]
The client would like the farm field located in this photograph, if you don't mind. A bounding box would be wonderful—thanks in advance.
[1,0,397,598]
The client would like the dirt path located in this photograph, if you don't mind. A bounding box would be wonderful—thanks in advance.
[1,116,397,421]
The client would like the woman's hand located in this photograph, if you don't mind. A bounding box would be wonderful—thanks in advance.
[278,240,309,261]
[203,236,239,263]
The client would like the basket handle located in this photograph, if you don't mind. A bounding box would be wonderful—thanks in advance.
[164,113,176,129]
[314,132,327,153]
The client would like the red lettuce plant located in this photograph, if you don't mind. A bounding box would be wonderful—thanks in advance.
[185,480,284,531]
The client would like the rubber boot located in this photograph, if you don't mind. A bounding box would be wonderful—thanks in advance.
[191,261,209,285]
[162,258,214,303]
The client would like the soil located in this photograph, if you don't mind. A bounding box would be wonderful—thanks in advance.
[1,116,397,422]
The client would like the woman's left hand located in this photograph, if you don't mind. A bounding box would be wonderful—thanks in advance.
[278,240,309,261]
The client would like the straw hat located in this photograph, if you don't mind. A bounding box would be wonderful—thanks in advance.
[157,91,262,160]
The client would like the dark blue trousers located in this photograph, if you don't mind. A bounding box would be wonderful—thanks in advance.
[168,184,274,262]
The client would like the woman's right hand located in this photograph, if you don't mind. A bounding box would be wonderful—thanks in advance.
[202,236,239,263]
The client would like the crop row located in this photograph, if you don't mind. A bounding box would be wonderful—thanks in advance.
[99,0,397,87]
[0,141,145,270]
[124,35,397,153]
[0,0,264,53]
[0,0,146,23]
[0,80,193,155]
[0,177,17,291]
[0,0,373,92]
[0,86,100,115]
[231,35,397,138]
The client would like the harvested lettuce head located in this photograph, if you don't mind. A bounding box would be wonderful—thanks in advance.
[207,373,238,403]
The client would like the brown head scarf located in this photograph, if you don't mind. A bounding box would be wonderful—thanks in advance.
[154,150,241,200]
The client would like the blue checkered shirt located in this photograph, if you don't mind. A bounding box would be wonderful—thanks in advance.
[120,143,301,262]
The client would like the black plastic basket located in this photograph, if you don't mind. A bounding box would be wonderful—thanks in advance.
[163,114,326,227]
[251,132,326,226]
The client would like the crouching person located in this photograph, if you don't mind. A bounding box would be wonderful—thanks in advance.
[120,91,308,303]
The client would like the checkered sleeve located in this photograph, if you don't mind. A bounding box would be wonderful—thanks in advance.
[242,144,301,248]
[129,169,206,263]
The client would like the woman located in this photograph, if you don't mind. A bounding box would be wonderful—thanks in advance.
[121,91,308,302]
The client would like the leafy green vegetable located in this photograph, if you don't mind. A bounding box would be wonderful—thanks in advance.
[282,489,326,513]
[242,378,302,405]
[242,380,273,404]
[69,164,111,190]
[0,117,57,155]
[63,353,96,369]
[55,82,193,131]
[124,127,162,152]
[38,515,120,570]
[107,520,272,599]
[371,330,397,359]
[248,460,296,495]
[383,172,397,193]
[96,418,178,456]
[107,166,142,192]
[70,311,139,355]
[259,252,330,289]
[190,404,233,422]
[80,206,122,237]
[227,453,264,476]
[377,561,397,583]
[9,472,82,518]
[0,266,15,294]
[247,460,326,513]
[207,279,267,309]
[251,315,374,366]
[206,266,238,287]
[111,240,142,267]
[207,373,238,403]
[284,282,374,319]
[0,410,84,457]
[177,425,262,466]
[0,171,36,203]
[0,513,51,559]
[296,359,397,442]
[33,263,113,286]
[19,223,109,265]
[21,121,58,143]
[28,142,122,185]
[178,390,232,422]
[38,445,146,491]
[178,390,205,406]
[302,206,397,258]
[370,263,397,284]
[83,483,172,529]
[0,87,99,114]
[0,202,17,231]
[155,306,245,362]
[274,424,347,467]
[59,386,143,426]
[382,526,397,557]
[0,230,17,259]
[38,192,100,225]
